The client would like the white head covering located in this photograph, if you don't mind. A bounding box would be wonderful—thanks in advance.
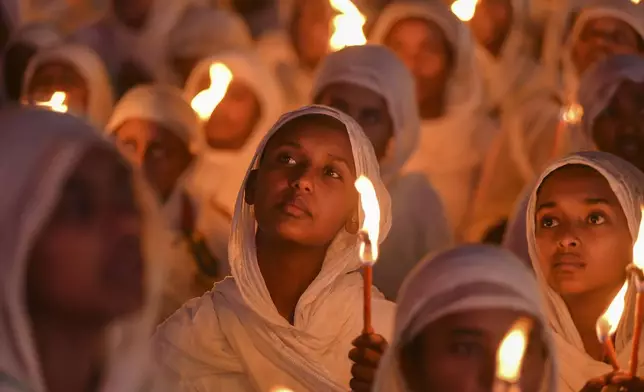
[311,44,419,184]
[0,106,166,392]
[373,244,557,392]
[22,43,115,128]
[4,21,62,50]
[526,151,644,391]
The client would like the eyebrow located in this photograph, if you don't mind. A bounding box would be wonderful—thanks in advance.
[450,328,485,338]
[327,153,354,173]
[536,197,613,213]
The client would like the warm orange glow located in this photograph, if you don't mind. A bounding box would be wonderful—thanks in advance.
[633,207,644,271]
[451,0,479,21]
[270,388,293,392]
[329,0,366,51]
[190,62,233,121]
[597,281,629,340]
[36,91,68,113]
[496,317,533,383]
[560,103,584,125]
[632,0,640,4]
[355,176,380,264]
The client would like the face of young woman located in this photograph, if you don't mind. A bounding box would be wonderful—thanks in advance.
[115,119,193,201]
[400,310,547,392]
[26,147,144,323]
[317,82,394,161]
[593,80,644,173]
[246,118,358,247]
[468,0,513,55]
[534,165,632,299]
[292,0,333,69]
[26,61,89,116]
[571,17,641,74]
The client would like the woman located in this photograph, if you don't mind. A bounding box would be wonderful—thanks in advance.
[373,245,557,392]
[21,43,114,128]
[153,105,395,391]
[0,107,166,392]
[312,44,452,299]
[370,1,498,238]
[526,151,644,391]
[185,49,284,218]
[107,84,229,318]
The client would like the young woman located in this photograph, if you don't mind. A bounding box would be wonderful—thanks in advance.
[526,151,644,391]
[312,44,452,299]
[369,1,498,239]
[0,107,166,392]
[153,105,395,391]
[21,43,114,128]
[107,84,230,318]
[185,49,284,219]
[373,245,556,392]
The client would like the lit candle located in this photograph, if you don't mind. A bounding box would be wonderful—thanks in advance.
[190,62,233,121]
[328,0,366,51]
[451,0,479,22]
[354,176,380,334]
[551,102,584,159]
[596,281,628,371]
[35,91,68,113]
[627,206,644,376]
[493,317,533,392]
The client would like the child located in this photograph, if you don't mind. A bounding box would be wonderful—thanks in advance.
[312,44,452,299]
[153,105,395,391]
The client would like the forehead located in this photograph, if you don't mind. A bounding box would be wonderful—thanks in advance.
[425,309,530,340]
[117,119,180,142]
[537,165,618,203]
[263,117,354,157]
[387,17,444,40]
[320,82,387,108]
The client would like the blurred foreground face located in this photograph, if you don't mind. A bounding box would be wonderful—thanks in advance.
[399,310,547,392]
[291,0,333,69]
[24,61,89,115]
[468,0,513,56]
[27,148,144,323]
[112,0,154,30]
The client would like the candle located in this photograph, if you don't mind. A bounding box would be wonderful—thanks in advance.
[596,281,629,371]
[190,62,233,121]
[450,0,479,22]
[627,206,644,376]
[328,0,366,51]
[493,317,533,392]
[354,176,380,334]
[35,91,68,113]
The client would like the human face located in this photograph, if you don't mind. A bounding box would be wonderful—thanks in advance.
[384,18,452,111]
[592,80,644,173]
[469,0,513,56]
[112,0,154,30]
[246,116,358,247]
[571,17,642,74]
[25,61,88,116]
[26,148,144,323]
[115,119,193,201]
[202,80,261,150]
[400,310,547,392]
[317,82,394,161]
[292,0,333,69]
[534,165,632,298]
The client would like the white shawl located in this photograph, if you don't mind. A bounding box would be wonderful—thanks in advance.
[0,107,167,392]
[373,244,558,392]
[526,151,644,392]
[22,43,115,128]
[153,105,396,392]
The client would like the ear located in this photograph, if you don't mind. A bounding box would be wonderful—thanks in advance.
[345,210,359,234]
[244,170,258,206]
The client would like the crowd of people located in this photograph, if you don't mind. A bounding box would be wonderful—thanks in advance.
[0,0,643,391]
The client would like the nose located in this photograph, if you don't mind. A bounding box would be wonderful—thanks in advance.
[291,168,314,193]
[557,228,580,249]
[478,352,496,391]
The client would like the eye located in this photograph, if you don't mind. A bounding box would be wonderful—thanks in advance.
[277,153,297,166]
[587,213,606,225]
[540,215,559,228]
[323,166,341,179]
[449,342,484,358]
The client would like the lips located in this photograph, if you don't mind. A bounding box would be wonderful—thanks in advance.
[552,253,585,272]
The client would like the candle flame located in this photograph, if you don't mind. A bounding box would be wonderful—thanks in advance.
[632,0,640,4]
[633,206,644,270]
[596,281,629,340]
[190,62,233,121]
[451,0,479,21]
[355,176,380,264]
[496,317,533,383]
[329,0,366,51]
[36,91,68,113]
[270,387,293,392]
[560,103,584,125]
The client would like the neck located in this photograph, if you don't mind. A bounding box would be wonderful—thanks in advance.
[256,231,327,324]
[419,95,446,120]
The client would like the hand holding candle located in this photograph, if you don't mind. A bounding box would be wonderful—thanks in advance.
[596,281,629,371]
[493,317,533,392]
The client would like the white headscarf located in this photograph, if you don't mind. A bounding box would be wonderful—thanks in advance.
[374,244,557,392]
[4,21,61,50]
[22,43,115,128]
[0,106,166,392]
[154,105,396,391]
[526,151,644,392]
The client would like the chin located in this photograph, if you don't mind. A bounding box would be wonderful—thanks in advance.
[551,280,588,298]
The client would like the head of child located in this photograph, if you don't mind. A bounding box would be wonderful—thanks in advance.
[290,0,334,70]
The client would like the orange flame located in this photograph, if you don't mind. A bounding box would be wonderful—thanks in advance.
[560,103,584,125]
[596,281,629,341]
[190,62,233,121]
[496,317,533,383]
[355,176,380,264]
[451,0,479,21]
[36,91,68,113]
[329,0,366,51]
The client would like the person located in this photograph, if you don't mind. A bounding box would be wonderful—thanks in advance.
[370,1,498,239]
[106,84,230,318]
[525,151,644,391]
[312,44,452,299]
[21,43,114,128]
[373,245,557,392]
[184,49,284,218]
[0,107,167,392]
[153,105,395,391]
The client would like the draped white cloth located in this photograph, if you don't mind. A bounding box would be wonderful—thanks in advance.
[4,21,61,49]
[0,107,167,392]
[311,44,452,299]
[185,49,285,219]
[525,151,644,392]
[153,105,396,392]
[370,1,499,238]
[373,244,558,392]
[22,43,114,128]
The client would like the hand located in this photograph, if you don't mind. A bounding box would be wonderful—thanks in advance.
[348,333,388,392]
[580,371,644,392]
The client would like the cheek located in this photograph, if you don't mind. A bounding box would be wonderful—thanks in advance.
[422,354,480,391]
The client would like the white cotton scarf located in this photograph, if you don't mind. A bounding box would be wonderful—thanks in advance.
[373,244,557,392]
[153,105,396,392]
[526,151,644,392]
